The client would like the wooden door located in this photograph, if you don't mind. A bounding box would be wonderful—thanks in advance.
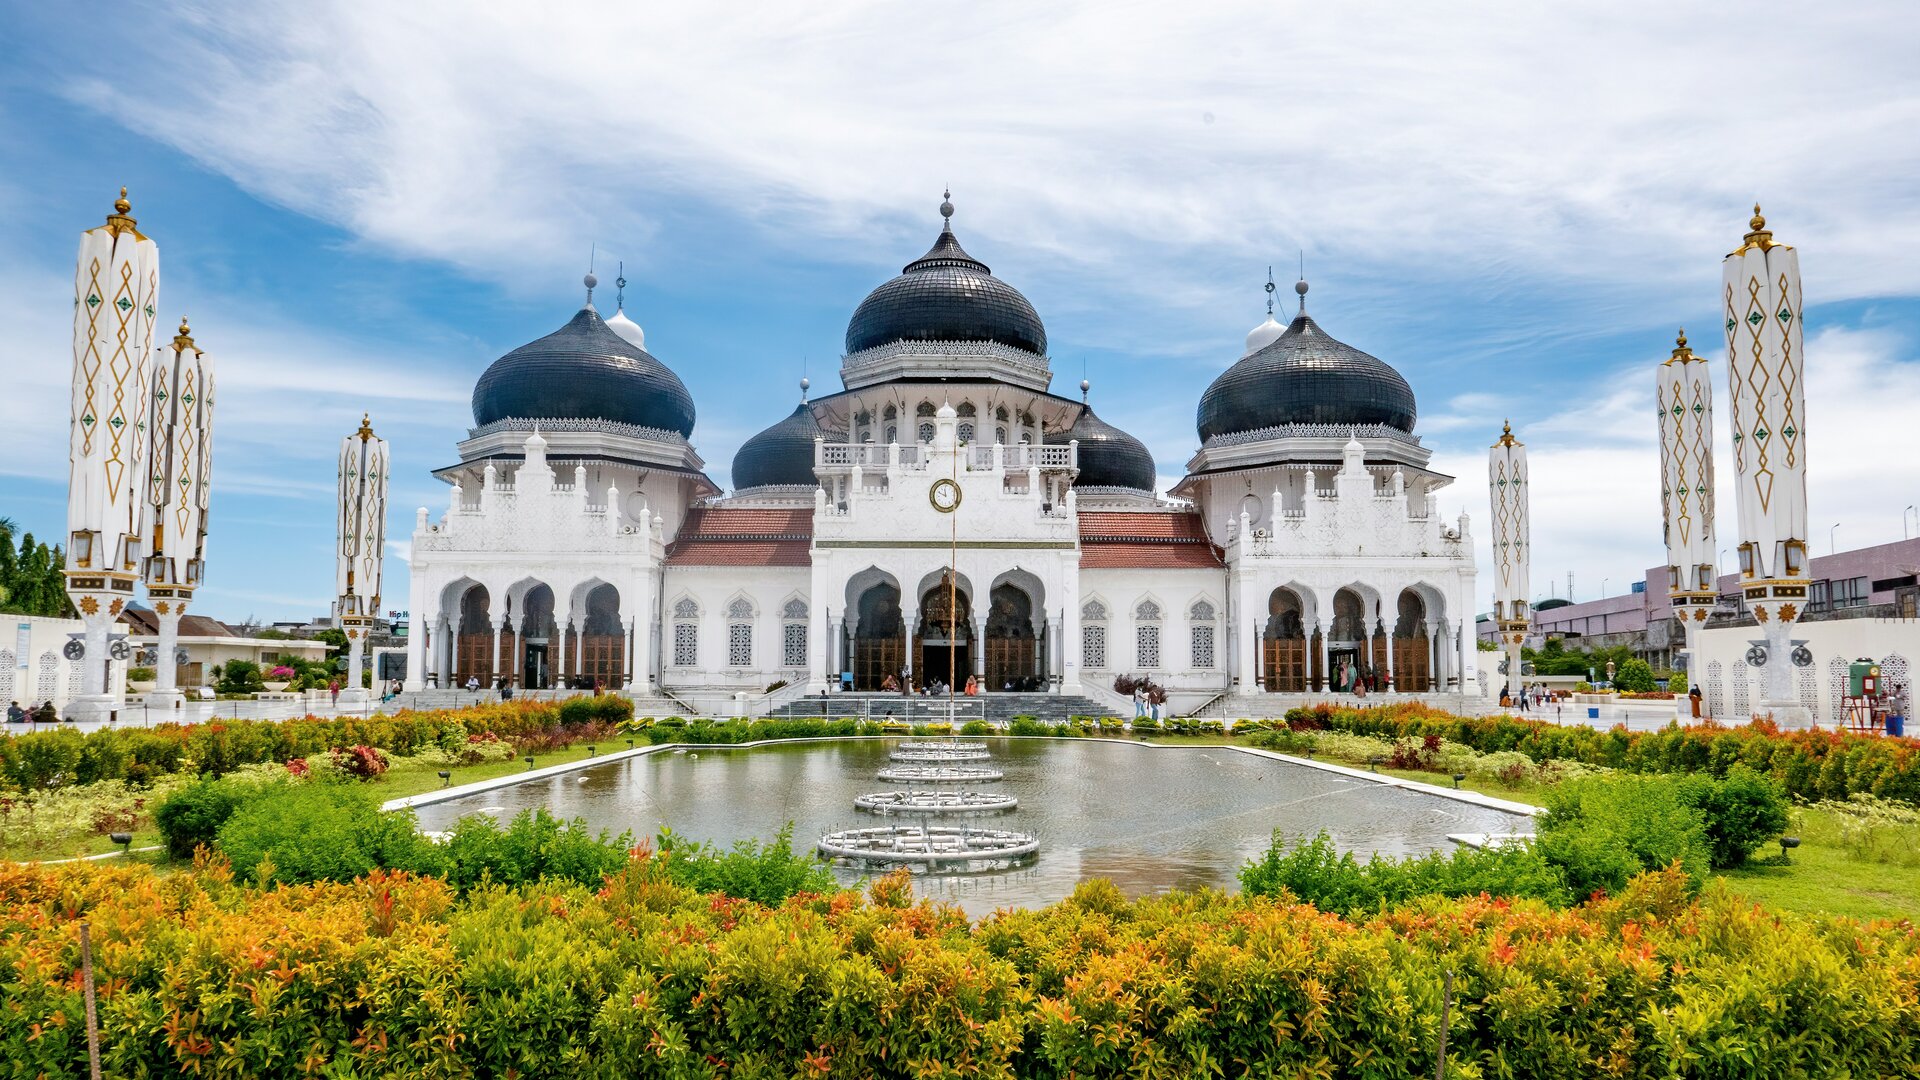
[1392,637,1431,692]
[1262,639,1307,692]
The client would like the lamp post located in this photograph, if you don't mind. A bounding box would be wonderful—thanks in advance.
[1488,421,1531,707]
[140,318,214,712]
[1830,523,1839,556]
[64,189,160,722]
[335,415,389,708]
[1724,205,1813,728]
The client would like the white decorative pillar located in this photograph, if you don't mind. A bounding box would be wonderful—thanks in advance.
[1427,619,1443,693]
[141,317,214,709]
[1383,619,1397,691]
[1489,422,1531,704]
[335,415,389,705]
[1723,206,1813,727]
[64,190,160,721]
[1317,621,1333,693]
[435,614,454,688]
[1657,328,1719,719]
[554,617,569,688]
[490,615,505,688]
[404,557,428,692]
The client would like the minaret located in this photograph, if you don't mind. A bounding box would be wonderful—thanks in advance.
[142,317,215,709]
[64,188,161,720]
[335,414,390,705]
[1722,204,1813,726]
[1488,421,1530,705]
[1656,328,1716,719]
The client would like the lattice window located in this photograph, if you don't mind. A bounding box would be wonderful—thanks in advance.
[883,404,898,421]
[996,426,1008,445]
[917,401,936,417]
[1136,600,1162,622]
[0,650,12,701]
[918,422,935,443]
[728,623,752,667]
[1082,623,1107,668]
[1829,655,1850,720]
[1137,624,1161,668]
[885,426,897,443]
[1881,653,1910,691]
[783,622,807,667]
[782,598,808,620]
[673,623,698,667]
[1189,600,1215,622]
[1798,664,1821,720]
[1191,624,1216,669]
[1082,600,1107,621]
[726,598,754,620]
[958,422,975,443]
[673,598,699,620]
[35,652,57,700]
[996,406,1009,422]
[66,658,81,699]
[1706,660,1725,720]
[1731,660,1750,718]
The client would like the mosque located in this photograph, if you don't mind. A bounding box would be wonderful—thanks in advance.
[402,194,1479,711]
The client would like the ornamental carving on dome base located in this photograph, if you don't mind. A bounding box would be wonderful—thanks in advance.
[468,416,690,446]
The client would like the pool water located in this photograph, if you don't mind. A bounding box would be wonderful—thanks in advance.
[411,738,1530,916]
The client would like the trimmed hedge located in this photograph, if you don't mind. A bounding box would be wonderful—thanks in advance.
[0,696,632,791]
[1287,701,1920,805]
[4,861,1918,1078]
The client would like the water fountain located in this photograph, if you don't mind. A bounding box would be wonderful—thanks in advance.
[889,746,992,763]
[853,789,1018,814]
[816,824,1040,871]
[876,764,1004,783]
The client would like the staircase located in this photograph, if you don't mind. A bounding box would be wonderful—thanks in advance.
[774,691,1116,724]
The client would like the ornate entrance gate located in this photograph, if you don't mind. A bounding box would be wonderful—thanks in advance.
[984,584,1038,690]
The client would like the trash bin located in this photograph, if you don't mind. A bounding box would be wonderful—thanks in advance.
[1587,707,1600,720]
[1890,714,1906,738]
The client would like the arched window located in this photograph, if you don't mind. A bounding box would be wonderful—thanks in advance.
[726,598,754,620]
[885,425,898,444]
[725,598,754,667]
[673,598,700,619]
[957,402,976,417]
[916,401,936,417]
[1081,598,1108,668]
[883,404,898,421]
[672,601,699,667]
[957,421,975,443]
[1082,600,1107,621]
[918,422,935,444]
[1135,600,1162,669]
[995,406,1009,422]
[782,599,808,667]
[996,426,1008,445]
[1189,600,1217,669]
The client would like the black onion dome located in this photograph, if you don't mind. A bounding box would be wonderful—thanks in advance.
[1196,312,1416,440]
[732,402,840,489]
[473,305,696,436]
[845,222,1048,355]
[1049,406,1157,492]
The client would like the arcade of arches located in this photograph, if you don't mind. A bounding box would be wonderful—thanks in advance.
[1258,586,1443,693]
[444,582,628,690]
[843,577,1046,691]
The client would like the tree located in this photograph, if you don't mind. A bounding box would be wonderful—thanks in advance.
[315,628,348,661]
[1614,657,1657,693]
[0,523,75,619]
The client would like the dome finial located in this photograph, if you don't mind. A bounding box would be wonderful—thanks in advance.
[583,243,598,306]
[105,186,138,233]
[1494,419,1517,447]
[1264,265,1276,317]
[1295,251,1309,315]
[615,261,627,311]
[1738,202,1777,252]
[939,187,955,232]
[1080,377,1091,403]
[357,413,375,441]
[799,375,811,403]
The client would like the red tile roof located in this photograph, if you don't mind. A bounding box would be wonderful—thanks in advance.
[1078,512,1224,569]
[665,507,814,566]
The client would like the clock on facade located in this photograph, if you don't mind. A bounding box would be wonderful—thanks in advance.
[929,478,962,513]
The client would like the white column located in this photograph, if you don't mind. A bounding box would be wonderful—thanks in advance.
[151,607,185,707]
[1428,620,1443,693]
[404,572,427,691]
[555,618,569,689]
[1383,621,1397,691]
[1234,575,1258,695]
[1317,622,1332,693]
[630,580,653,693]
[490,617,504,688]
[345,629,366,696]
[901,606,918,683]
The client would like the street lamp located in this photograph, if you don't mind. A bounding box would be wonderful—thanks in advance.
[1600,578,1609,599]
[1906,505,1916,540]
[1831,523,1840,556]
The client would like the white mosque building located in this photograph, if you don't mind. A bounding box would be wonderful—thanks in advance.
[403,195,1479,712]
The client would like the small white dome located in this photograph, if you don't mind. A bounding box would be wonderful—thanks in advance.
[937,400,957,419]
[605,306,646,349]
[1244,314,1285,355]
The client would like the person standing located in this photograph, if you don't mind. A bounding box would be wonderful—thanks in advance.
[1132,684,1145,719]
[329,679,340,708]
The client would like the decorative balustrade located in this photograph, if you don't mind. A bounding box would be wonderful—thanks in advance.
[812,441,1073,473]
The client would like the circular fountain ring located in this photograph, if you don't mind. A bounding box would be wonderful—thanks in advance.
[890,747,992,762]
[854,789,1018,814]
[895,740,988,753]
[876,764,1004,783]
[816,824,1039,869]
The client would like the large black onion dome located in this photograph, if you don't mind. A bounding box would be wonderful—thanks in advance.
[845,203,1047,355]
[1197,309,1416,440]
[732,402,839,489]
[473,305,696,436]
[1049,405,1157,492]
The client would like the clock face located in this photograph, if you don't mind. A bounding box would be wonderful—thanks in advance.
[929,478,962,513]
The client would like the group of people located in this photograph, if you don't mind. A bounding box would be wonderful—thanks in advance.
[1329,658,1389,696]
[5,700,58,724]
[875,673,981,696]
[1499,682,1556,712]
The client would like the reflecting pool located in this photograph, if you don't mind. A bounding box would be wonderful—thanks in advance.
[411,738,1531,915]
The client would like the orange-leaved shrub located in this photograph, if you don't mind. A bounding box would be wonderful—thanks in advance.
[4,858,1917,1078]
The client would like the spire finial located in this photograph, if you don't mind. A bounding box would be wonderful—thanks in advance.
[114,187,130,215]
[1080,377,1091,403]
[1295,275,1309,316]
[1264,265,1276,317]
[939,187,954,231]
[615,260,627,311]
[105,186,137,233]
[1739,202,1777,252]
[1750,202,1766,233]
[800,375,810,403]
[357,413,375,440]
[172,316,195,351]
[1494,419,1517,447]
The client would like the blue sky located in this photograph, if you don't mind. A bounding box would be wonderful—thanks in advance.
[4,2,1920,623]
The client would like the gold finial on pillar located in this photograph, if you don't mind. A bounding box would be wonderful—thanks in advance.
[1737,201,1778,253]
[1668,327,1696,362]
[357,413,375,440]
[172,316,196,351]
[1494,419,1517,447]
[105,186,139,234]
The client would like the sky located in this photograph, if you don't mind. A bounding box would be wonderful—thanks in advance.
[4,2,1920,624]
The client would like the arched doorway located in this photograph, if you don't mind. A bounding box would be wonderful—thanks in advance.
[1393,589,1432,692]
[985,583,1040,690]
[850,582,904,689]
[1327,588,1368,692]
[519,584,556,689]
[577,584,625,690]
[918,576,972,689]
[454,585,494,688]
[1261,588,1310,692]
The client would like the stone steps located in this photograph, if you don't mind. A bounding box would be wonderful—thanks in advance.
[775,692,1118,724]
